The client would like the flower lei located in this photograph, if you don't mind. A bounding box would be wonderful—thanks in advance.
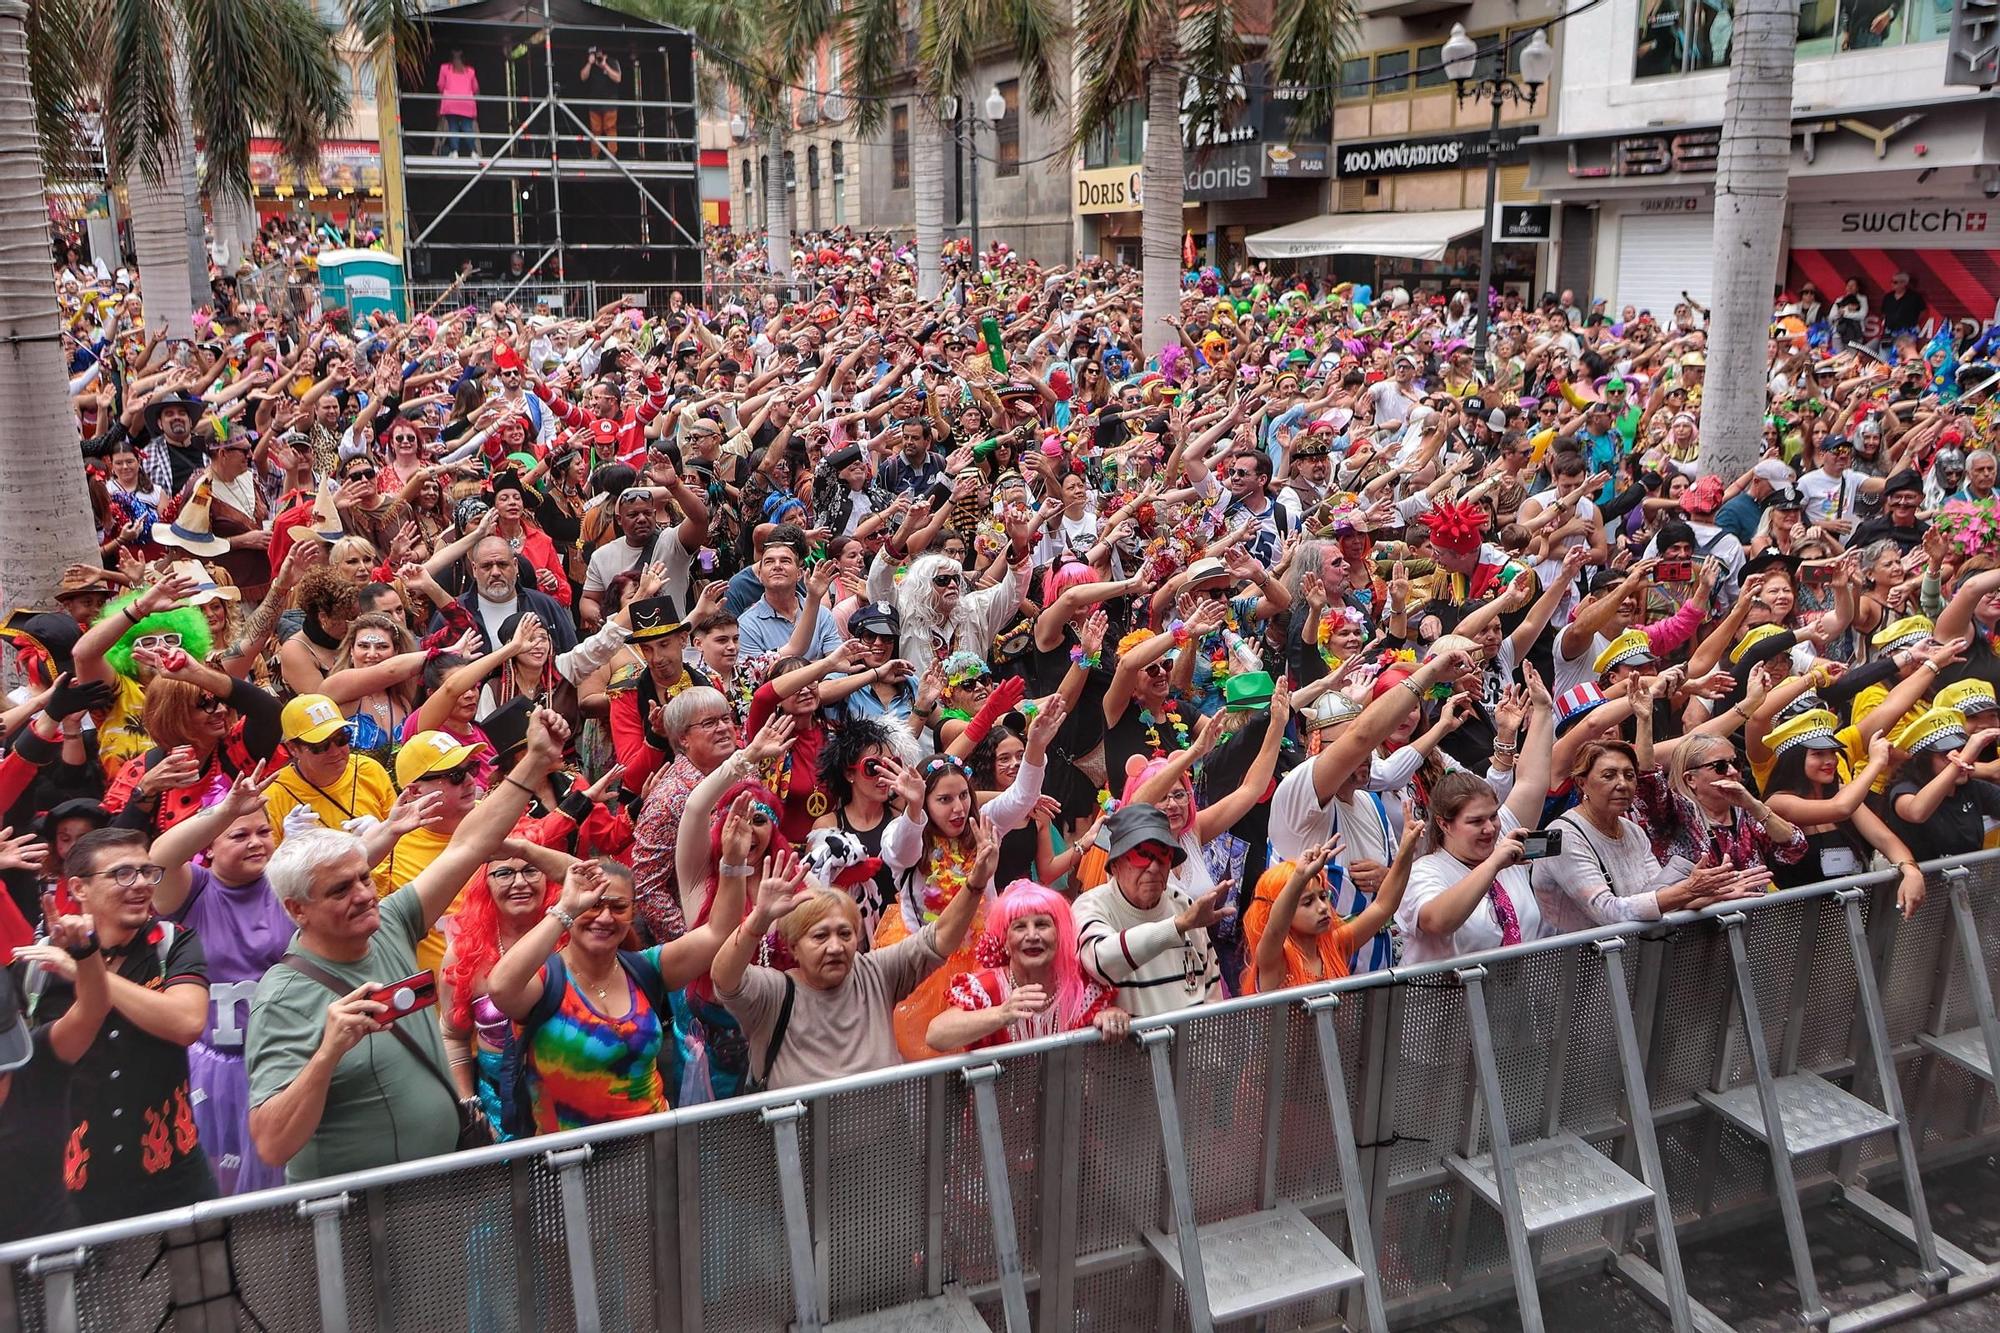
[921,839,979,920]
[1315,605,1365,669]
[1138,694,1191,756]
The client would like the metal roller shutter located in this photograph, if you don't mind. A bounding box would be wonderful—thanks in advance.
[1615,211,1715,319]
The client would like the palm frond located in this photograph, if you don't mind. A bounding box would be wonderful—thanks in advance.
[262,0,353,177]
[180,0,264,199]
[1069,0,1153,152]
[342,0,427,78]
[104,0,179,184]
[1006,0,1068,120]
[25,0,102,184]
[839,0,902,136]
[1266,0,1355,133]
[1178,0,1244,152]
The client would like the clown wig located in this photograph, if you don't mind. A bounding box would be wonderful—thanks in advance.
[102,588,213,680]
[978,881,1097,1028]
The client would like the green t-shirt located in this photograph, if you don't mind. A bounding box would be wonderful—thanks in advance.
[246,886,458,1182]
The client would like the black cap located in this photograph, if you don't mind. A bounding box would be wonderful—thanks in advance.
[849,601,899,637]
[827,444,864,470]
[1883,467,1924,497]
[1771,487,1806,511]
[628,595,686,641]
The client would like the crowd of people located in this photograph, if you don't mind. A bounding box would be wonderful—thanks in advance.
[6,216,2000,1246]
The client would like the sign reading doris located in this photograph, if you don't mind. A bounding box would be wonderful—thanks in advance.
[1076,166,1142,214]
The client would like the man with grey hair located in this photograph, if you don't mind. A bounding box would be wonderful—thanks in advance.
[245,710,570,1182]
[434,532,577,655]
[1968,449,1998,503]
[630,685,741,940]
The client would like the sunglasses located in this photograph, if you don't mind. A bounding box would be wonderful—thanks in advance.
[391,432,418,443]
[1691,757,1739,776]
[347,468,378,483]
[1124,844,1172,868]
[932,574,966,590]
[423,766,475,786]
[623,487,655,503]
[297,728,352,753]
[1141,660,1171,677]
[195,694,227,714]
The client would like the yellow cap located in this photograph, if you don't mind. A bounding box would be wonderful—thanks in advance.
[1593,628,1653,676]
[280,694,349,745]
[1729,624,1788,666]
[1937,679,1999,718]
[1763,709,1844,756]
[1870,615,1935,655]
[395,730,485,787]
[1891,706,1969,757]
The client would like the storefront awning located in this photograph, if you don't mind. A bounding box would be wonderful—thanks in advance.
[1245,208,1485,261]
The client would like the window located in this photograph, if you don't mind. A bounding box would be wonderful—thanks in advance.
[891,104,910,188]
[783,150,796,189]
[832,141,845,177]
[1338,57,1370,100]
[742,158,752,190]
[807,144,820,187]
[1637,0,1940,77]
[1082,101,1142,168]
[1374,49,1411,93]
[994,79,1020,177]
[1415,43,1449,88]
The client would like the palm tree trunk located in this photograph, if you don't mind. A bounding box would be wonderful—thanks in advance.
[763,121,793,288]
[125,52,205,340]
[912,100,946,301]
[1140,22,1184,360]
[213,186,260,272]
[0,0,113,605]
[1697,0,1795,479]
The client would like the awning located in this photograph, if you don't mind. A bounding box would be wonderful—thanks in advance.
[1245,208,1485,261]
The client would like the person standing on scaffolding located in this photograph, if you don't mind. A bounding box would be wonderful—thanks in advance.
[578,45,623,158]
[436,49,480,159]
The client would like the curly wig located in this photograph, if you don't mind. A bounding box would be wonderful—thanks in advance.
[102,589,213,680]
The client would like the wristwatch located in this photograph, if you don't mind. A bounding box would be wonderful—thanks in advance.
[63,932,99,962]
[546,906,577,930]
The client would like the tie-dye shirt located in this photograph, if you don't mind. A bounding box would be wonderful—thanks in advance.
[524,951,669,1133]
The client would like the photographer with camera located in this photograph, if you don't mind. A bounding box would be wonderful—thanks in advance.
[578,45,624,158]
[1532,740,1770,934]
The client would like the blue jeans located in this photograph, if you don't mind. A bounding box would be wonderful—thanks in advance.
[438,114,477,156]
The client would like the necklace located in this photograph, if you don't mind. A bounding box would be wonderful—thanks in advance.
[1137,695,1191,756]
[922,840,978,920]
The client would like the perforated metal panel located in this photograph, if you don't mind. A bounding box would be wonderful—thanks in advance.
[694,1111,796,1330]
[939,1057,1044,1296]
[230,1199,379,1331]
[1174,1006,1270,1223]
[1070,1038,1163,1256]
[826,1079,931,1319]
[32,1234,174,1333]
[1381,980,1475,1185]
[1647,929,1735,1107]
[372,1159,529,1332]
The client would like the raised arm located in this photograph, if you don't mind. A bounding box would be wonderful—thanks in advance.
[409,711,570,928]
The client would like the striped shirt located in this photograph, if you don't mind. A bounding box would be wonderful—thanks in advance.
[1073,881,1222,1018]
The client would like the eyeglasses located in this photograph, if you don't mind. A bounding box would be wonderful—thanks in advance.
[133,631,183,653]
[1141,660,1171,677]
[688,713,736,734]
[932,574,965,590]
[195,694,227,714]
[485,864,545,886]
[1691,757,1739,776]
[391,433,418,443]
[85,863,167,888]
[422,766,475,786]
[297,728,352,753]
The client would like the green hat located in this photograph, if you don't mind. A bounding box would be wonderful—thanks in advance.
[1222,671,1276,711]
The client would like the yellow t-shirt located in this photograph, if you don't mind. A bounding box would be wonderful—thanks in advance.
[264,756,397,840]
[387,826,456,973]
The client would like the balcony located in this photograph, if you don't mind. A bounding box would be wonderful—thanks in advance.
[1357,0,1468,17]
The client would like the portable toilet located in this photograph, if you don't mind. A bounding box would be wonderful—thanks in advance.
[317,249,406,320]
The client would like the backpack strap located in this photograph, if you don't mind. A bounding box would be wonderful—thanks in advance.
[762,976,796,1085]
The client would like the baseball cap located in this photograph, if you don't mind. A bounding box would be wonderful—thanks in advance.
[281,694,351,745]
[1751,459,1794,487]
[396,730,486,787]
[849,602,900,637]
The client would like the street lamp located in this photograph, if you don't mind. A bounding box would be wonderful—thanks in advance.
[1442,24,1552,358]
[950,85,1010,261]
[728,112,746,141]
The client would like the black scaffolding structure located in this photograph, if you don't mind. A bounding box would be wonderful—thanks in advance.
[396,0,702,298]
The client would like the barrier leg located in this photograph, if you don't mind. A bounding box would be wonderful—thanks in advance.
[27,1246,86,1333]
[1949,866,2000,1100]
[1718,913,1830,1329]
[545,1145,603,1333]
[1138,1027,1216,1333]
[298,1193,352,1333]
[1457,966,1545,1333]
[765,1102,822,1333]
[1597,941,1699,1333]
[1835,889,1951,1293]
[963,1063,1033,1333]
[1306,994,1390,1333]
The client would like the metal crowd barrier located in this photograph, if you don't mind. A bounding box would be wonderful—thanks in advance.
[9,851,2000,1332]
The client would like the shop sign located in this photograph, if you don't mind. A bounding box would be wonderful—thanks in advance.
[1947,0,2000,85]
[246,139,382,195]
[1639,196,1706,212]
[1566,113,1925,178]
[1790,202,1993,249]
[1075,165,1142,215]
[1494,203,1554,242]
[1185,143,1266,201]
[1262,143,1330,178]
[1336,126,1538,178]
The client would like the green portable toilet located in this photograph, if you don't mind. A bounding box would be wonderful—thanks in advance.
[317,248,406,320]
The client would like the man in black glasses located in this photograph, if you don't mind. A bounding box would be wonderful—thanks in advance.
[31,827,217,1223]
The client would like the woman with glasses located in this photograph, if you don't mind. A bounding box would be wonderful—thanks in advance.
[486,850,745,1126]
[1632,719,1807,874]
[103,642,285,836]
[378,419,430,494]
[439,850,562,1139]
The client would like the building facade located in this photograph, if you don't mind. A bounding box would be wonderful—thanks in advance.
[1525,0,1999,330]
[718,39,862,243]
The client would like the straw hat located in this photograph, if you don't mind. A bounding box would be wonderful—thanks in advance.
[152,480,232,558]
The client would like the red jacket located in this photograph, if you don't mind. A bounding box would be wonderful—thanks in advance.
[538,374,669,464]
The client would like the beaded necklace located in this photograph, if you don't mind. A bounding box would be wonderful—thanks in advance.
[920,839,978,920]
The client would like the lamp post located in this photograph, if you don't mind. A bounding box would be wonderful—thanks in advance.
[948,85,1010,262]
[1440,25,1553,359]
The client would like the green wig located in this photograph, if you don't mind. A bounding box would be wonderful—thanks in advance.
[102,589,213,680]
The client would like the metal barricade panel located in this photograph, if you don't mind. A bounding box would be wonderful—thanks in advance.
[377,1159,527,1333]
[231,1198,380,1331]
[1795,895,1868,1073]
[694,1109,797,1331]
[1381,976,1475,1184]
[1071,1036,1163,1256]
[1275,994,1363,1207]
[576,1136,662,1331]
[26,1233,173,1333]
[1174,1005,1273,1224]
[1646,929,1735,1110]
[942,1055,1044,1298]
[1880,880,1955,1047]
[826,1077,931,1319]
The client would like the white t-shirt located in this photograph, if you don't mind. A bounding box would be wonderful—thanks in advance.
[1270,761,1339,865]
[474,592,519,649]
[1368,378,1421,426]
[1397,807,1547,965]
[1797,468,1864,525]
[584,531,696,608]
[1552,626,1613,698]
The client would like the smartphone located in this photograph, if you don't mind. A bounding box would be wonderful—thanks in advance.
[622,293,645,310]
[1800,564,1835,588]
[374,972,438,1021]
[1518,829,1564,861]
[1657,557,1694,582]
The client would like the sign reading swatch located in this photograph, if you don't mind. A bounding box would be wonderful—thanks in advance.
[1337,126,1539,178]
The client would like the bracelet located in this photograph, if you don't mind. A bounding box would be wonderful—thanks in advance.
[1493,741,1519,756]
[1070,645,1102,669]
[63,933,99,962]
[123,604,141,624]
[1921,658,1942,673]
[719,861,757,878]
[504,776,537,797]
[1399,677,1425,698]
[547,905,576,929]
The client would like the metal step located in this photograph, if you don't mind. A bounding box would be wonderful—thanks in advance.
[1698,1073,1898,1156]
[821,1291,993,1333]
[1917,1027,1995,1082]
[1144,1202,1365,1322]
[1446,1131,1656,1234]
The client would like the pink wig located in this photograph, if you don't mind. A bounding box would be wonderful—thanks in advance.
[984,881,1094,1028]
[687,777,793,999]
[1121,754,1198,836]
[1045,560,1096,604]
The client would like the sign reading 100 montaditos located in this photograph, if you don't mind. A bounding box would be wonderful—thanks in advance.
[1336,126,1539,178]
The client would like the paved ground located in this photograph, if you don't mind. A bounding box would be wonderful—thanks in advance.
[1407,1157,2000,1332]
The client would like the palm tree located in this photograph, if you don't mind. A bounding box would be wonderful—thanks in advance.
[1071,0,1353,354]
[845,0,1065,302]
[1697,0,1796,478]
[0,0,111,603]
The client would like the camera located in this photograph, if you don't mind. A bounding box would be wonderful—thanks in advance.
[1518,829,1564,861]
[1657,557,1694,582]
